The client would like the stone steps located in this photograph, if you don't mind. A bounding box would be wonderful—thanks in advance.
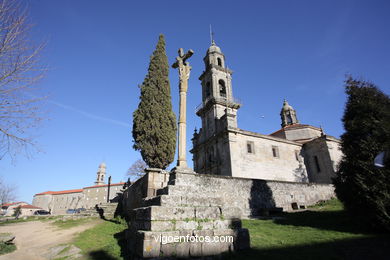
[126,169,250,258]
[142,194,224,207]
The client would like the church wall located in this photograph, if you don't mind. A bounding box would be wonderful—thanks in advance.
[229,130,307,182]
[32,194,52,211]
[285,127,321,141]
[50,192,84,215]
[326,138,343,171]
[303,136,340,184]
[83,184,123,209]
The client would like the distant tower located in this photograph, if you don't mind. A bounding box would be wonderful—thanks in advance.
[281,99,299,127]
[95,162,106,185]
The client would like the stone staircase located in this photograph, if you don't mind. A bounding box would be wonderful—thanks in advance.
[82,202,118,219]
[127,169,250,258]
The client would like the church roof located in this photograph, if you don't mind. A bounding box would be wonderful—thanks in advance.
[20,204,42,209]
[269,123,321,136]
[83,182,125,189]
[35,189,83,196]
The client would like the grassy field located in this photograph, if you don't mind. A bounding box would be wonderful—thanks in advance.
[73,218,128,260]
[231,199,390,260]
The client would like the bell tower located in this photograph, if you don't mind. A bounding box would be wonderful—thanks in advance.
[281,99,299,127]
[196,41,241,138]
[95,162,106,185]
[192,41,241,175]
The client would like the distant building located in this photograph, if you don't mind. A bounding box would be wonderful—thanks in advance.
[1,201,27,216]
[32,163,124,215]
[191,42,342,184]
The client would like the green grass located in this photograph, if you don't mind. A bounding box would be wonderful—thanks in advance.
[0,233,16,256]
[228,199,390,260]
[0,242,16,256]
[73,218,128,260]
[52,217,96,229]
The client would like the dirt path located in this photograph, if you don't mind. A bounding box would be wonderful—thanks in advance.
[0,219,99,260]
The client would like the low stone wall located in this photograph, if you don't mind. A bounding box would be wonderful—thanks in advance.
[122,168,170,219]
[168,172,335,217]
[123,170,335,219]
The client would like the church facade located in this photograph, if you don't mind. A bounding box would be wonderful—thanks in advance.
[191,42,342,184]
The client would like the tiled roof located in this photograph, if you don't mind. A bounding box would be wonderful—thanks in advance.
[35,189,83,196]
[1,201,26,207]
[34,182,125,196]
[20,204,42,209]
[83,182,125,189]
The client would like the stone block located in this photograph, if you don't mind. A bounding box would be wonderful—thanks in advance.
[189,242,203,257]
[176,241,190,258]
[202,241,230,256]
[175,220,198,230]
[134,206,195,221]
[195,206,221,219]
[200,220,214,230]
[193,229,214,237]
[160,243,176,257]
[222,207,242,219]
[213,219,232,229]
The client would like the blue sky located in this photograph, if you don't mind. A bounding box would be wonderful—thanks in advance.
[1,0,389,203]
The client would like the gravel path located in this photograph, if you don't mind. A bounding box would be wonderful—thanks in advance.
[0,219,98,260]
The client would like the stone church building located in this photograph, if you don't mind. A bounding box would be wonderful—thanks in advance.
[191,41,342,184]
[32,163,124,214]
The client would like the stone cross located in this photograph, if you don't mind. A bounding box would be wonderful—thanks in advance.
[172,48,194,169]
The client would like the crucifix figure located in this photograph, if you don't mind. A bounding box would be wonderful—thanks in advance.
[172,48,194,169]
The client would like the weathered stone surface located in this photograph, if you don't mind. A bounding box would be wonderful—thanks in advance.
[189,242,203,257]
[222,207,242,219]
[195,206,220,219]
[134,206,195,221]
[176,241,190,258]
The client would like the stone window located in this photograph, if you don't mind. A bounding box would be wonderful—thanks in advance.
[101,175,104,181]
[314,156,321,172]
[217,57,222,67]
[247,141,254,154]
[206,82,211,97]
[219,80,226,98]
[272,146,279,158]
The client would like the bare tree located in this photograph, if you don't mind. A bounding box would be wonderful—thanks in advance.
[0,0,46,160]
[0,176,17,205]
[127,159,147,181]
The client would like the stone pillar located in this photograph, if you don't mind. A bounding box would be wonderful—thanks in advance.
[172,48,194,172]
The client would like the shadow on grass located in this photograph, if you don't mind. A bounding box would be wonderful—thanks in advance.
[88,250,118,260]
[114,229,129,260]
[273,210,375,234]
[224,235,390,260]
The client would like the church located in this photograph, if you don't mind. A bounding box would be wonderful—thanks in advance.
[191,41,342,184]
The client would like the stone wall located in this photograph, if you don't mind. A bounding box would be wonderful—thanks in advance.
[83,183,123,209]
[123,171,335,219]
[229,128,307,182]
[303,135,342,184]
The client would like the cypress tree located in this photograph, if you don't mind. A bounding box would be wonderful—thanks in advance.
[132,35,177,169]
[334,76,390,231]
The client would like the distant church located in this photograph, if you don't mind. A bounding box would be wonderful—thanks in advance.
[32,163,124,214]
[191,41,342,184]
